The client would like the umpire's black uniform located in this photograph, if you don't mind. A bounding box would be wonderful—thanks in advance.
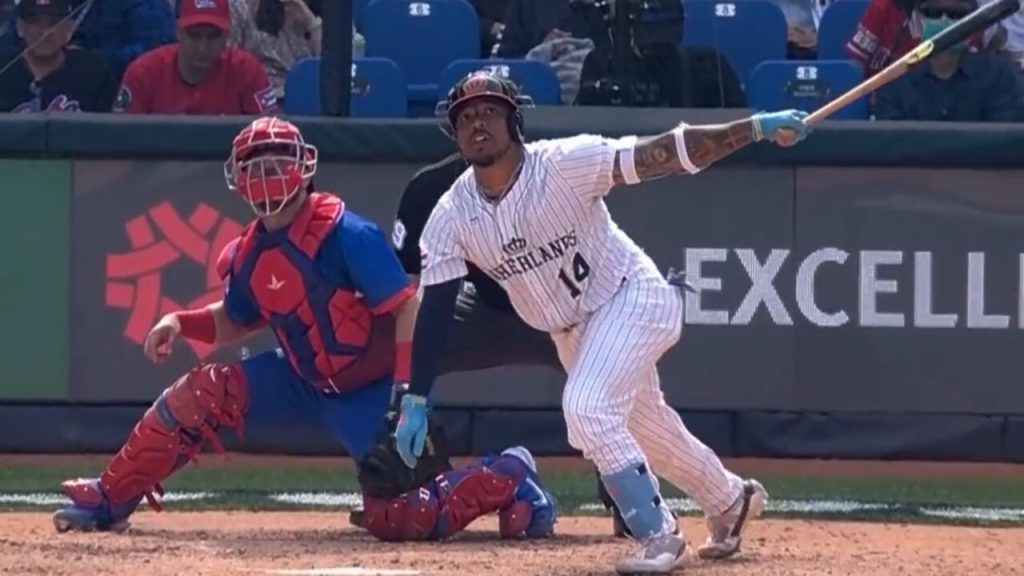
[392,152,562,373]
[390,153,632,537]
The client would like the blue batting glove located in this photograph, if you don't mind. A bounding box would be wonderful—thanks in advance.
[751,109,810,146]
[394,393,429,468]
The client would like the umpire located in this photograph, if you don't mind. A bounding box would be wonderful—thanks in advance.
[385,151,635,537]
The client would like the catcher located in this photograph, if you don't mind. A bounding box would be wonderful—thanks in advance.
[52,116,557,541]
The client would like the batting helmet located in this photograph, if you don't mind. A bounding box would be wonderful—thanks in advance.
[435,69,534,142]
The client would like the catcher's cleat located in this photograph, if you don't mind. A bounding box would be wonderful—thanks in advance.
[696,479,767,560]
[493,447,558,539]
[349,509,368,530]
[53,478,139,533]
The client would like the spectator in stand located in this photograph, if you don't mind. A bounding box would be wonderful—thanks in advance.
[847,0,922,76]
[874,0,1024,121]
[224,0,364,102]
[846,0,995,76]
[114,0,277,114]
[0,0,175,80]
[986,0,1024,71]
[0,0,13,41]
[468,0,510,57]
[0,0,117,112]
[772,0,832,58]
[494,0,591,58]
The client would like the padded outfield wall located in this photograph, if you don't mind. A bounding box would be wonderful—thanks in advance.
[1,109,1023,461]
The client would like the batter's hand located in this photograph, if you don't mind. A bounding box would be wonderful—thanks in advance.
[751,110,810,146]
[144,314,182,363]
[394,393,429,468]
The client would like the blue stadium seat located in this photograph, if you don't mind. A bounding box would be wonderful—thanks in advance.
[817,0,870,60]
[439,59,563,105]
[283,57,408,118]
[363,0,480,112]
[355,0,373,29]
[682,0,788,87]
[746,60,868,120]
[283,57,321,116]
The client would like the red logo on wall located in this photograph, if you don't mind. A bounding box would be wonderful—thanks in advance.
[105,201,243,360]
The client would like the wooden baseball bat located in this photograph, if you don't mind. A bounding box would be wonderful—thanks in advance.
[803,0,1021,126]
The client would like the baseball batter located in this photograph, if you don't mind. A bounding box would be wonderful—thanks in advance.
[51,116,557,543]
[393,70,810,574]
[386,151,637,538]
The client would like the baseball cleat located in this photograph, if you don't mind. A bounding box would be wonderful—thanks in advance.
[348,509,368,530]
[615,530,687,575]
[496,446,558,539]
[696,479,767,560]
[53,478,137,534]
[53,508,131,534]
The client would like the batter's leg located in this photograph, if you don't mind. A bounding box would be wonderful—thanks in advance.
[628,368,766,559]
[52,349,306,533]
[555,275,686,574]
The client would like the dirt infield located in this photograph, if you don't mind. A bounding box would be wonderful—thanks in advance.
[3,512,1024,576]
[5,455,1024,575]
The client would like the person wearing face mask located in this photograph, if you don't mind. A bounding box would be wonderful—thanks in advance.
[873,0,1024,121]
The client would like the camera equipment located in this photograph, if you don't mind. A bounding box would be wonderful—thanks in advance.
[574,0,686,106]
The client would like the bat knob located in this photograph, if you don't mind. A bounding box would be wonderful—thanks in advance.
[774,128,799,147]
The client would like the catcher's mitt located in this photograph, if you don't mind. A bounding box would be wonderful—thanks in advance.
[357,410,453,499]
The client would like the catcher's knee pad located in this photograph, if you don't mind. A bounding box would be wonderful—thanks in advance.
[433,466,517,539]
[88,363,250,510]
[362,490,441,542]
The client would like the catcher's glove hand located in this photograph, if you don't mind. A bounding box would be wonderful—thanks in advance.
[357,407,453,499]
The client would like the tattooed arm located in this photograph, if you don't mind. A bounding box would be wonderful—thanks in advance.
[609,109,810,186]
[612,118,755,185]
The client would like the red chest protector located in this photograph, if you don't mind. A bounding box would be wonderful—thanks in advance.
[217,193,395,393]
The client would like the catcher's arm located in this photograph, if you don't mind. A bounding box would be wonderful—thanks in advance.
[611,119,755,185]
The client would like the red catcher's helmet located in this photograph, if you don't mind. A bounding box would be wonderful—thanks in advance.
[223,117,318,216]
[436,68,534,142]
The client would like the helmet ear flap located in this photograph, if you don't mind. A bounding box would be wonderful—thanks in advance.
[508,109,524,143]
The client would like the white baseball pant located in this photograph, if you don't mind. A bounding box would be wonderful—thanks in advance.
[551,267,743,516]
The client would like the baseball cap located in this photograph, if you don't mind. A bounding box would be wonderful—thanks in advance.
[178,0,230,31]
[15,0,72,19]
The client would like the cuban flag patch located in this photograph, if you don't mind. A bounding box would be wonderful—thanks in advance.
[254,84,277,112]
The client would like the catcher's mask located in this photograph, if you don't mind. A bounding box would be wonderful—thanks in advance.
[224,116,318,216]
[436,69,534,143]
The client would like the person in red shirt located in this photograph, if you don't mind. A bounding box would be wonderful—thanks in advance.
[847,0,922,76]
[846,0,986,77]
[114,0,278,114]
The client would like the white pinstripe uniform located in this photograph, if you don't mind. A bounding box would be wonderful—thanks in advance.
[419,133,743,518]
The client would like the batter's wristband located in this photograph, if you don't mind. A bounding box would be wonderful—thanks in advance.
[176,309,217,344]
[671,123,701,174]
[614,135,641,185]
[394,341,412,383]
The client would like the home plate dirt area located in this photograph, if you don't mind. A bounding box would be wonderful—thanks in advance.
[2,512,1024,576]
[4,456,1024,575]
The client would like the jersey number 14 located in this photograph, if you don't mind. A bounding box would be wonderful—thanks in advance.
[558,252,591,298]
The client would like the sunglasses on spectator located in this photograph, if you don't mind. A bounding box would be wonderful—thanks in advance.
[918,6,972,18]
